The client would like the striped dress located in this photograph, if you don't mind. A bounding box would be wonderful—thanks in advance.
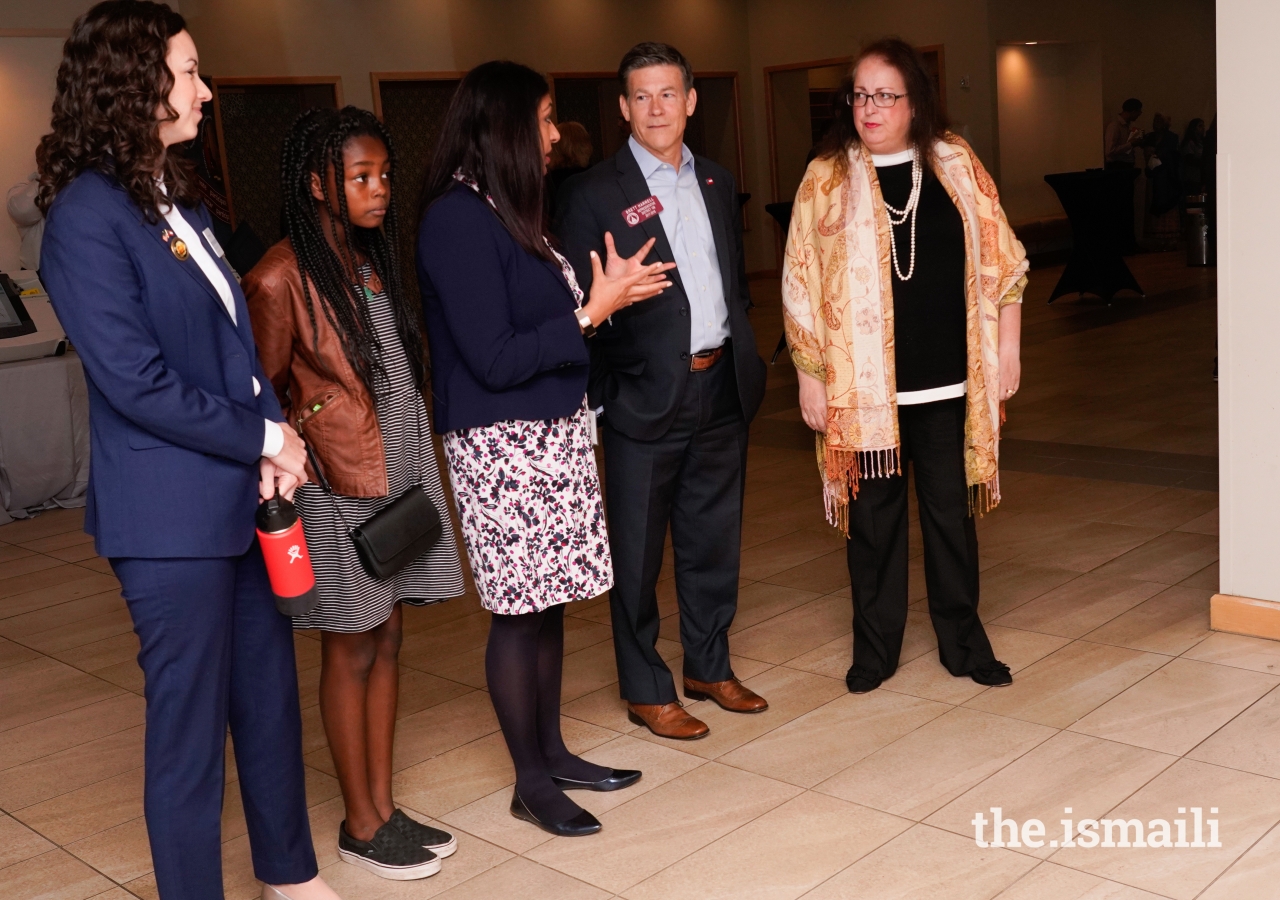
[293,272,465,632]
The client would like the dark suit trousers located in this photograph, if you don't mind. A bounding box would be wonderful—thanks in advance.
[846,397,997,679]
[603,352,748,704]
[111,545,317,899]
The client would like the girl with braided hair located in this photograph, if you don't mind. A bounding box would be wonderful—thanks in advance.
[244,105,464,881]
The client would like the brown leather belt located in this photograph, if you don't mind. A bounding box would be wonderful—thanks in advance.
[690,345,725,372]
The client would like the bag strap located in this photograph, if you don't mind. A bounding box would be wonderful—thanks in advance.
[305,442,355,534]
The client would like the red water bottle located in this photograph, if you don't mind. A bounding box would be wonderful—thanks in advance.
[256,491,320,616]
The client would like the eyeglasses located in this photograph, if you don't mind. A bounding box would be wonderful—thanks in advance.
[850,91,908,108]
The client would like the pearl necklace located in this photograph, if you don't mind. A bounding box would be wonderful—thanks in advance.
[881,151,922,282]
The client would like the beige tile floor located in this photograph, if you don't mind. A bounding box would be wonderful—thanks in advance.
[3,253,1274,900]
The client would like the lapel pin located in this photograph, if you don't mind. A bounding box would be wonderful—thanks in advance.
[170,238,189,261]
[706,177,714,185]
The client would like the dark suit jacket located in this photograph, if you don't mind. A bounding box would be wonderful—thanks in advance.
[553,144,767,442]
[40,170,283,559]
[418,182,590,433]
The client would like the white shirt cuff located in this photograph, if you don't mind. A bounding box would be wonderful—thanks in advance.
[262,419,285,458]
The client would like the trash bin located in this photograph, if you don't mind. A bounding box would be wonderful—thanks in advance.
[1186,208,1209,267]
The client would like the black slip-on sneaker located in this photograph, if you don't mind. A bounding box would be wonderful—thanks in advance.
[388,808,457,858]
[337,820,440,880]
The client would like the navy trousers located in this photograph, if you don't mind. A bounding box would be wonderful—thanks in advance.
[602,351,749,705]
[112,544,317,899]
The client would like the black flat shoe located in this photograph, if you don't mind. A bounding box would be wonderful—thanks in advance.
[846,665,883,694]
[509,790,601,837]
[551,769,642,792]
[970,661,1013,686]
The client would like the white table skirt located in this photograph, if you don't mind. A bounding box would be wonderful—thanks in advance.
[0,351,89,525]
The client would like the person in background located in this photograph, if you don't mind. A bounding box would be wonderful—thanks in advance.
[35,3,336,899]
[784,38,1028,696]
[1180,117,1207,197]
[1146,113,1181,217]
[7,174,44,271]
[547,120,593,219]
[243,106,465,881]
[1105,98,1144,170]
[418,61,668,837]
[554,42,769,742]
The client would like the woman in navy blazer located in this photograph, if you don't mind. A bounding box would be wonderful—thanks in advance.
[418,62,672,837]
[36,5,335,899]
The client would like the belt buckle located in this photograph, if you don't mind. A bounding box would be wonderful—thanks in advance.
[690,345,723,372]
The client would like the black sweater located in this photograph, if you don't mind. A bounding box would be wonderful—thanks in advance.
[876,160,967,394]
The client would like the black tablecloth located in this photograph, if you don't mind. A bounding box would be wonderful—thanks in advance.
[1043,170,1144,303]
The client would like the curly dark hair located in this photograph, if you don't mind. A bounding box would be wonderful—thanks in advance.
[281,106,425,396]
[817,37,950,176]
[36,0,195,219]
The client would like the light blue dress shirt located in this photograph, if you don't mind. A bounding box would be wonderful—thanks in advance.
[628,136,730,354]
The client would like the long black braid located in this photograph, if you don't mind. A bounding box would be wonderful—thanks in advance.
[280,106,426,397]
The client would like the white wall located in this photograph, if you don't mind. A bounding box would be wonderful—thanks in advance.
[1217,0,1280,605]
[996,43,1102,224]
[989,0,1216,150]
[0,36,64,272]
[0,1,175,273]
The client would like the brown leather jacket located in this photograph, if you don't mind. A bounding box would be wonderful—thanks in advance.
[244,239,397,498]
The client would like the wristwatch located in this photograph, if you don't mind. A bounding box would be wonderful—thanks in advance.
[576,308,597,338]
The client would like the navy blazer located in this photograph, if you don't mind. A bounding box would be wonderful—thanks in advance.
[41,170,283,559]
[417,183,589,433]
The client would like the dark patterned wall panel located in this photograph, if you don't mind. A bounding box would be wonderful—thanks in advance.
[218,83,338,248]
[376,79,460,301]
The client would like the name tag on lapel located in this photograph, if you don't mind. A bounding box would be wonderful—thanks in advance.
[202,227,226,259]
[622,196,664,227]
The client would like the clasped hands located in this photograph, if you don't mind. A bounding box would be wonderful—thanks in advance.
[260,424,308,502]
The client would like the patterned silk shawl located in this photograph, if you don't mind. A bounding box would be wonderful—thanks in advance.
[782,135,1029,533]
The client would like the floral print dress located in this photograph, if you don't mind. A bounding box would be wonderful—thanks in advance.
[441,172,613,615]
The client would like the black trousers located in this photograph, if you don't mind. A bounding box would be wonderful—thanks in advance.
[846,397,997,679]
[602,351,748,704]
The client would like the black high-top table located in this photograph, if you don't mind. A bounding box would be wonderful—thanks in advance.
[1044,169,1144,303]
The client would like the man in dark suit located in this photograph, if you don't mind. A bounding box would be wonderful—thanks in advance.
[554,42,768,740]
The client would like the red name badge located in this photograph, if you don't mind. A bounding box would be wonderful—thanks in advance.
[622,196,664,227]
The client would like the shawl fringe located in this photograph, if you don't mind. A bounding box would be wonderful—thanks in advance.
[819,438,902,535]
[968,474,1001,518]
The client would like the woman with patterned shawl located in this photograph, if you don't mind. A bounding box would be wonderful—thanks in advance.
[783,39,1029,695]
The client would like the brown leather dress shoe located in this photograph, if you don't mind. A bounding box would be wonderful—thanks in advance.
[626,702,710,740]
[683,677,769,713]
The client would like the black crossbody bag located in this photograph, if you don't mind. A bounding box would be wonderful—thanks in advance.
[304,406,443,580]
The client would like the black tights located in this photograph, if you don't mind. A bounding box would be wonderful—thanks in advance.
[485,604,609,823]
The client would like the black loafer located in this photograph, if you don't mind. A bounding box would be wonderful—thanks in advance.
[970,661,1013,686]
[846,665,883,694]
[509,790,601,837]
[551,769,642,792]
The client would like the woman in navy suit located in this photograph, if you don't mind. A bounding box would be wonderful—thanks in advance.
[36,4,337,899]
